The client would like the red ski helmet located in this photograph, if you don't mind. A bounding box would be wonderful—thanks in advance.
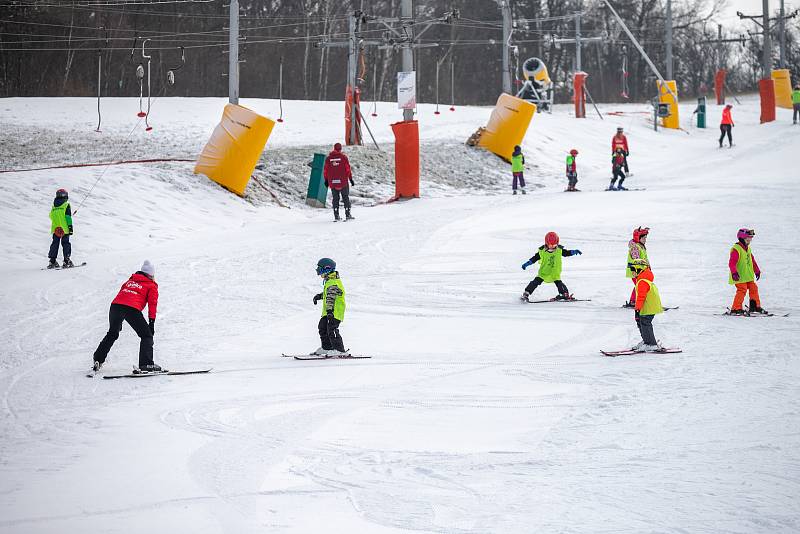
[56,188,68,199]
[737,228,755,240]
[544,231,559,247]
[633,226,649,243]
[569,149,578,156]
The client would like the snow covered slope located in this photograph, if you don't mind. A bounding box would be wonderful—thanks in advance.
[0,96,798,533]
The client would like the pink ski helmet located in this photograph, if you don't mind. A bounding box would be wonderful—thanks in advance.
[737,228,755,240]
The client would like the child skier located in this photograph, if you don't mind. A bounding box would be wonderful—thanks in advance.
[728,228,767,315]
[624,226,650,307]
[312,257,348,355]
[92,260,160,373]
[511,145,526,195]
[628,259,664,351]
[611,126,630,174]
[520,231,582,301]
[609,147,627,190]
[48,188,74,268]
[565,149,579,191]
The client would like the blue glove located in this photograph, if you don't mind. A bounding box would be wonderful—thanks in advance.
[570,249,582,255]
[521,260,533,270]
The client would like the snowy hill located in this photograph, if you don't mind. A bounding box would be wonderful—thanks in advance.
[0,96,799,533]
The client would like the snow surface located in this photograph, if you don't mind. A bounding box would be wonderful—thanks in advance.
[1,96,799,533]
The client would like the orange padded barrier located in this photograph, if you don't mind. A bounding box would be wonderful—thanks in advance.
[759,78,776,123]
[392,120,420,199]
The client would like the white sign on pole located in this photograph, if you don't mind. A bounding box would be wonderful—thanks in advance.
[397,71,416,110]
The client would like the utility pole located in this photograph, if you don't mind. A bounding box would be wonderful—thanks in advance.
[762,0,772,79]
[228,0,239,105]
[553,12,601,73]
[347,14,359,144]
[401,0,415,121]
[665,0,673,79]
[779,0,786,68]
[501,1,513,94]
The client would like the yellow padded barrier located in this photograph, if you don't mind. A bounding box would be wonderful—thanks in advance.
[478,94,537,162]
[194,104,275,196]
[772,69,793,109]
[657,80,680,130]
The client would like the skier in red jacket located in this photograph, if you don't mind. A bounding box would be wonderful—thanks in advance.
[719,104,734,148]
[611,127,630,174]
[92,260,160,373]
[323,142,355,221]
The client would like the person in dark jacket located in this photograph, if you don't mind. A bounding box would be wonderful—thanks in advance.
[92,260,161,372]
[323,143,355,221]
[48,188,74,268]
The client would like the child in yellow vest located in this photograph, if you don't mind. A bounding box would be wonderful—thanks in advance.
[728,228,766,315]
[520,231,582,300]
[629,259,664,351]
[312,257,347,356]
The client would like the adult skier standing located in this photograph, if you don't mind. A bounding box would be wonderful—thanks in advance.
[92,260,161,373]
[48,188,74,269]
[629,259,664,352]
[312,258,348,355]
[565,149,579,191]
[511,145,526,195]
[520,231,582,301]
[719,104,734,148]
[624,226,650,307]
[728,228,767,315]
[611,127,630,175]
[323,143,355,221]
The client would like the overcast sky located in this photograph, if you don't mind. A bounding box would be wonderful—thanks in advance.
[719,0,798,28]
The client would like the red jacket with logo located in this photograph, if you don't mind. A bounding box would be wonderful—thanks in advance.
[323,150,352,190]
[721,108,734,125]
[611,134,629,154]
[111,272,159,319]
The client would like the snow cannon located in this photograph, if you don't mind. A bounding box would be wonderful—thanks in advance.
[194,104,275,197]
[516,57,553,112]
[477,94,537,162]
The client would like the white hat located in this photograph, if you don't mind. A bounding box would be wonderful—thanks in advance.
[140,260,155,277]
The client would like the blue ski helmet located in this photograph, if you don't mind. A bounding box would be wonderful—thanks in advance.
[316,257,336,275]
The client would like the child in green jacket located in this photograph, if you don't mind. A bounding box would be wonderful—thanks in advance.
[511,145,526,195]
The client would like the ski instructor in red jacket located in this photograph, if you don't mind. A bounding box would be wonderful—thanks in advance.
[92,260,161,373]
[323,142,355,221]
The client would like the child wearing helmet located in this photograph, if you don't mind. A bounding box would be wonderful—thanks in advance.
[609,147,628,191]
[48,188,74,268]
[611,127,629,174]
[565,149,579,192]
[624,227,650,307]
[628,259,664,351]
[312,257,348,355]
[520,231,583,301]
[511,145,526,195]
[728,228,766,315]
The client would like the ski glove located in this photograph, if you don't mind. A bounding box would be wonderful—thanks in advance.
[521,260,534,270]
[313,293,323,305]
[149,318,155,335]
[349,178,355,186]
[732,272,740,282]
[569,249,582,255]
[756,271,761,281]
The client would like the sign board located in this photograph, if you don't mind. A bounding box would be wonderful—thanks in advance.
[397,71,416,110]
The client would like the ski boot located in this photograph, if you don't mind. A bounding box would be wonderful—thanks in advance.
[554,293,573,301]
[749,300,768,314]
[311,347,327,355]
[642,343,663,353]
[631,341,646,351]
[728,308,747,316]
[333,209,341,222]
[345,209,354,221]
[62,257,74,268]
[607,182,617,191]
[521,187,526,195]
[513,190,518,195]
[617,185,628,191]
[92,360,103,372]
[520,291,530,302]
[47,258,59,269]
[137,363,163,373]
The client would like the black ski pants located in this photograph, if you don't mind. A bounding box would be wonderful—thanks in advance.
[793,104,800,123]
[525,276,569,296]
[332,186,351,212]
[610,168,626,188]
[318,315,345,352]
[636,312,657,345]
[48,233,71,260]
[719,124,732,146]
[94,303,154,367]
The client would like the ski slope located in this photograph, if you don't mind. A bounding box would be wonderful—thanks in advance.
[0,96,799,533]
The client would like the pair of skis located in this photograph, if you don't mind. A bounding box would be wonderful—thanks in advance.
[718,309,788,318]
[43,261,87,271]
[524,296,590,304]
[282,352,371,361]
[601,347,682,357]
[87,366,212,379]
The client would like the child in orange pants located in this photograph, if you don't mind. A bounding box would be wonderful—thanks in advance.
[728,228,766,315]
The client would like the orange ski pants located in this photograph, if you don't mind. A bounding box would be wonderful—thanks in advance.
[732,281,760,311]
